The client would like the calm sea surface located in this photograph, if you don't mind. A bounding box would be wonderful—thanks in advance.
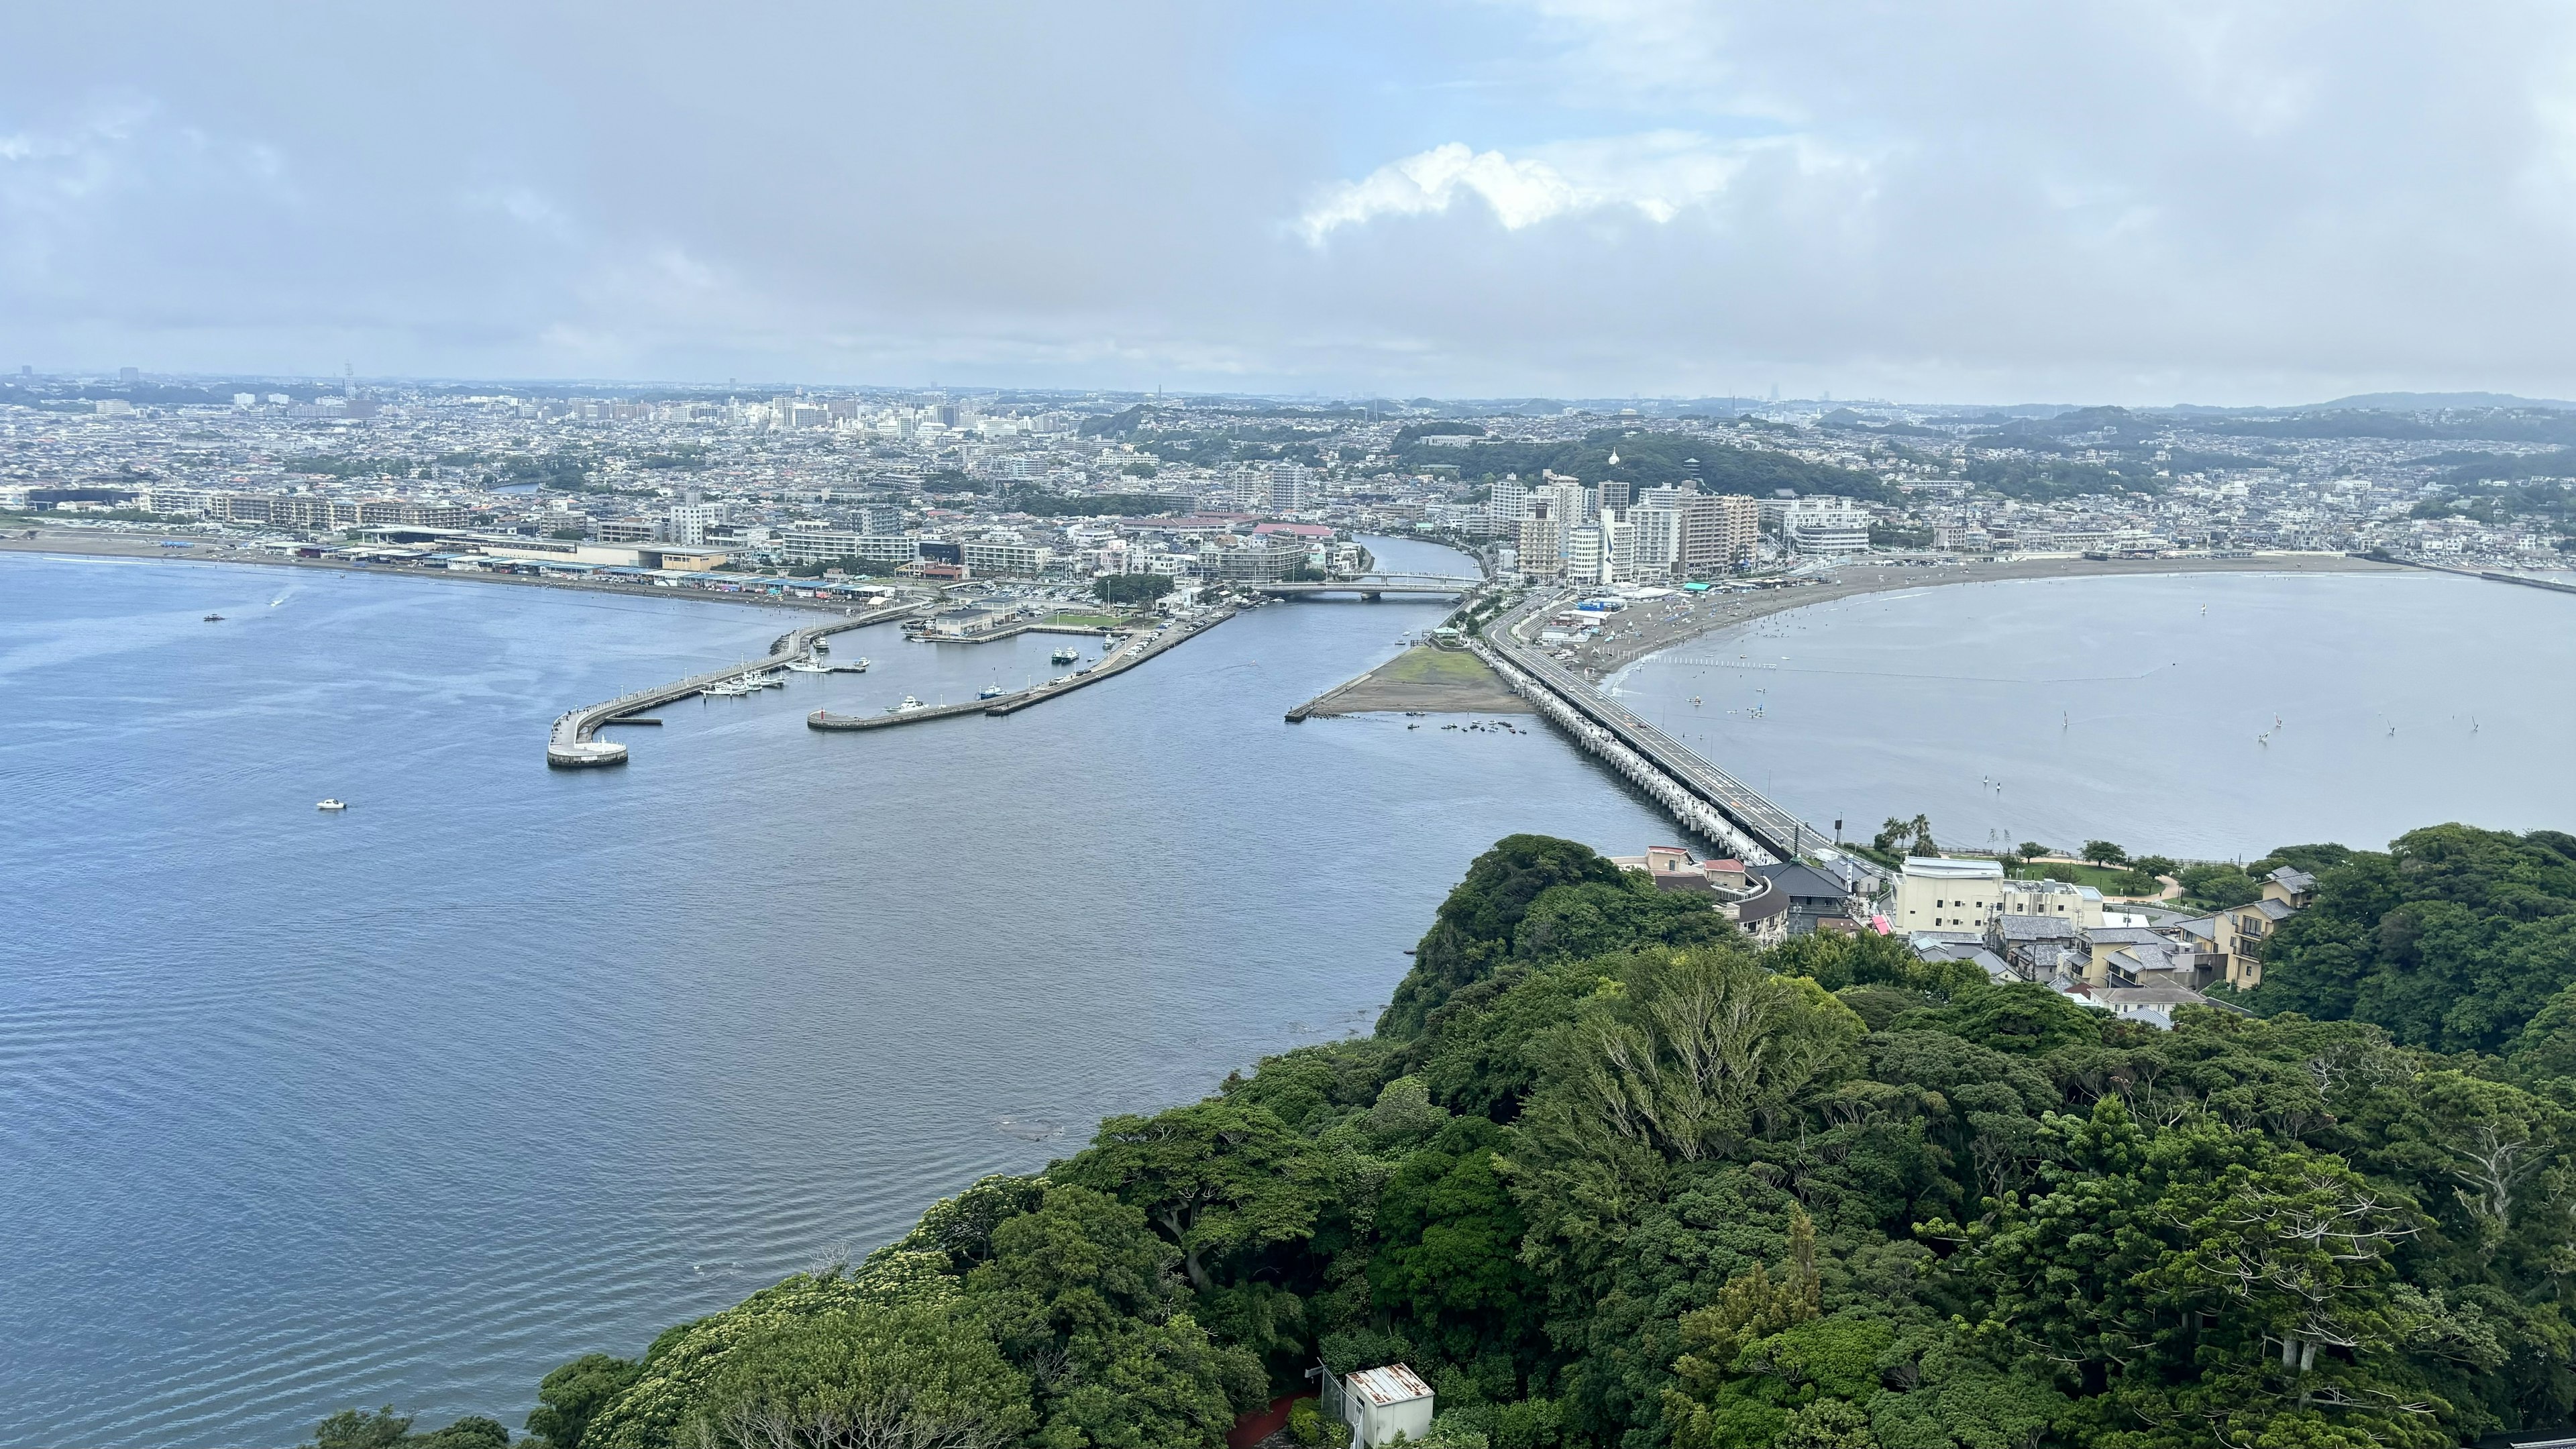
[1609,568,2576,859]
[0,538,1679,1449]
[10,555,2569,1446]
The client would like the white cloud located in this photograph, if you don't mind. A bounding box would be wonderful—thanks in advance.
[1298,131,1758,241]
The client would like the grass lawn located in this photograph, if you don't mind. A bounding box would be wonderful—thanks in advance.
[2016,860,2161,895]
[1373,647,1504,686]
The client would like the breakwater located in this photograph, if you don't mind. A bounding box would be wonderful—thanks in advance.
[548,598,925,766]
[809,607,1235,733]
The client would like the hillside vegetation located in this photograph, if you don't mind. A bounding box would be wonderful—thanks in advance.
[335,830,2576,1449]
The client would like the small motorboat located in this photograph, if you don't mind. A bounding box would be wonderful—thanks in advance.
[204,613,225,622]
[978,684,1006,700]
[896,694,925,712]
[316,798,347,812]
[787,659,830,673]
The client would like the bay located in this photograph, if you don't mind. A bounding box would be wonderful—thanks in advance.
[1608,568,2576,860]
[0,537,1670,1448]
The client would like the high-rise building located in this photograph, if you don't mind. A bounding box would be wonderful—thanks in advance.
[1605,515,1638,583]
[1568,523,1606,584]
[1517,500,1564,578]
[1650,488,1758,574]
[1631,500,1682,580]
[1265,462,1313,512]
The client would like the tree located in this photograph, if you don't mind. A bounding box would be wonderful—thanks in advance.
[2249,825,2576,1053]
[1059,1098,1330,1291]
[2082,840,2129,867]
[1874,815,1937,857]
[308,1408,415,1449]
[692,1304,1034,1449]
[1093,574,1175,606]
[309,1410,511,1449]
[527,1355,641,1449]
[1380,836,1629,1040]
[2017,841,2053,860]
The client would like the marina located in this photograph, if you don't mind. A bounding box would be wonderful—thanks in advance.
[808,606,1236,732]
[545,600,920,766]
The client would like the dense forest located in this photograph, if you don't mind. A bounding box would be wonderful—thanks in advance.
[328,826,2576,1449]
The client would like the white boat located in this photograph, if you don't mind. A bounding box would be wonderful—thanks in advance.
[897,694,925,712]
[316,798,347,812]
[1051,646,1080,664]
[706,682,751,697]
[786,659,830,673]
[978,684,1006,700]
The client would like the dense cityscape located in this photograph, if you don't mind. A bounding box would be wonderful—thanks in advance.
[25,9,2576,1449]
[8,374,2576,598]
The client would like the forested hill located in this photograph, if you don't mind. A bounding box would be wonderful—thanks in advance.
[325,830,2576,1449]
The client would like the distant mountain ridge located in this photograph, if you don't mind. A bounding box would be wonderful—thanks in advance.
[2308,391,2576,411]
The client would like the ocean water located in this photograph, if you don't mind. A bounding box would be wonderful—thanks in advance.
[1609,568,2576,859]
[0,539,1675,1448]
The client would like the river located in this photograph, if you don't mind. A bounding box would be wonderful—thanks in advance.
[0,537,1677,1448]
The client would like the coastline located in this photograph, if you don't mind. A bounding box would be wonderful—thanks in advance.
[1567,551,2408,682]
[0,527,890,616]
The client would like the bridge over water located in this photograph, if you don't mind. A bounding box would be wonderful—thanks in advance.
[1476,590,1876,880]
[1247,573,1481,599]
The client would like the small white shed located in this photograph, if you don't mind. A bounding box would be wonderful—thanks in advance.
[1334,1362,1435,1448]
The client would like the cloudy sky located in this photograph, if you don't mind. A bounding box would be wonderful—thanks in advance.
[7,2,2576,403]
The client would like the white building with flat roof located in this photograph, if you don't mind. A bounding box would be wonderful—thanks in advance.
[1894,856,2004,931]
[1896,857,2106,933]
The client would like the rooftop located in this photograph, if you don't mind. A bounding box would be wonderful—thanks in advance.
[1900,856,2004,881]
[1345,1364,1435,1406]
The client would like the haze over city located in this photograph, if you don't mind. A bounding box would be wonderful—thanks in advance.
[13,3,2576,402]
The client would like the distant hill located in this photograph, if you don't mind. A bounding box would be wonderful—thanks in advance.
[2312,391,2576,412]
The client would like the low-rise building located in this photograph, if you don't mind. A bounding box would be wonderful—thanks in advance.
[1894,856,2004,931]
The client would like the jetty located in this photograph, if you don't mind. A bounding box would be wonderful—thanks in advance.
[547,598,924,767]
[809,607,1234,733]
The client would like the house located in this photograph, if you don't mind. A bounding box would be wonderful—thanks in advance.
[2263,865,2318,909]
[1732,879,1792,945]
[1988,914,2084,981]
[1611,847,1770,933]
[2178,897,2296,989]
[1752,861,1865,935]
[1326,1364,1434,1448]
[1910,931,2017,983]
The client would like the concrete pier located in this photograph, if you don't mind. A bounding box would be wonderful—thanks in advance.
[547,598,924,767]
[808,608,1234,733]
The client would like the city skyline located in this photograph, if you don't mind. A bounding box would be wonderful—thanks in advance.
[11,4,2576,403]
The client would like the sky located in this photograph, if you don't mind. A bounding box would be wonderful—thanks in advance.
[7,2,2576,405]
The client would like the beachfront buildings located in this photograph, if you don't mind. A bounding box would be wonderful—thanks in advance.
[1892,856,2107,932]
